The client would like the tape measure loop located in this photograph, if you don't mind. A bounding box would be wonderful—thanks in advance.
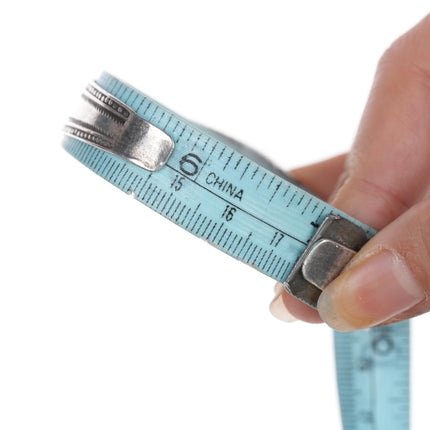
[62,72,410,430]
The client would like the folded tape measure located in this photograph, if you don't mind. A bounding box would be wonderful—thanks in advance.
[62,72,410,429]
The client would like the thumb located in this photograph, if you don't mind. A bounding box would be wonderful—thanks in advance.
[317,199,429,331]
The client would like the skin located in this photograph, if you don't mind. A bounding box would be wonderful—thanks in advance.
[273,14,430,330]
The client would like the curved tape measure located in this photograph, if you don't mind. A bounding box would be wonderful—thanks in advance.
[62,72,410,429]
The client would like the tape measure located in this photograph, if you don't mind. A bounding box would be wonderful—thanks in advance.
[62,72,410,429]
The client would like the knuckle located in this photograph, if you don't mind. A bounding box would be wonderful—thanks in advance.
[376,14,430,82]
[353,176,409,220]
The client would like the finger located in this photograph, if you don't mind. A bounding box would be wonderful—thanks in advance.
[269,283,297,323]
[329,14,430,230]
[318,198,429,331]
[279,287,324,323]
[270,154,347,324]
[290,153,347,200]
[317,15,430,329]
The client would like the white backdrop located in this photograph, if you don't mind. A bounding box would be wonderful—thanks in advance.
[2,1,430,429]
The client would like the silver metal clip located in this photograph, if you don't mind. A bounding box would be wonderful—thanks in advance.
[284,214,368,309]
[64,82,174,171]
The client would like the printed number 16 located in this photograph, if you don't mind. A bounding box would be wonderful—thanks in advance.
[222,205,236,222]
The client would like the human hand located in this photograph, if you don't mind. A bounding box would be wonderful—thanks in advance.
[270,14,430,331]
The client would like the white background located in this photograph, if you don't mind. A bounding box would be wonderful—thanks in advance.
[2,1,430,429]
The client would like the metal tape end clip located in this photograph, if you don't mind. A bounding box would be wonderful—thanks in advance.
[63,82,174,171]
[284,214,368,309]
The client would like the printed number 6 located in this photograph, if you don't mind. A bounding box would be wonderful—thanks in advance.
[179,153,202,176]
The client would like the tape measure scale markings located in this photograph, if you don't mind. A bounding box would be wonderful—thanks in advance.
[62,72,410,430]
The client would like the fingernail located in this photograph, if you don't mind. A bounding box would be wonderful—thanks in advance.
[270,282,297,323]
[317,250,425,331]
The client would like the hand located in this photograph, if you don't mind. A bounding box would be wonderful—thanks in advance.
[270,14,430,331]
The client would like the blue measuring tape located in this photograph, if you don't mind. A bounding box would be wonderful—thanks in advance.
[62,72,410,429]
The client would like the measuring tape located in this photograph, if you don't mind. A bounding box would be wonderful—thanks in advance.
[62,72,410,429]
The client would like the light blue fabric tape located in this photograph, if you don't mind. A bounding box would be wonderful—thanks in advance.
[63,72,410,429]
